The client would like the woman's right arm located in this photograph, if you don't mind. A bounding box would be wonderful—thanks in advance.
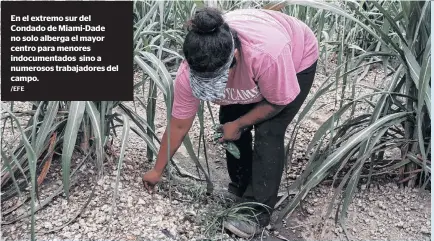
[142,115,195,192]
[153,116,195,174]
[143,61,198,191]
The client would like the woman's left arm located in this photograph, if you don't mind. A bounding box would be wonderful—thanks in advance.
[235,100,285,129]
[218,100,285,142]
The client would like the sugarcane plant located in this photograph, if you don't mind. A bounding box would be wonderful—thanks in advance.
[273,0,431,229]
[1,101,127,239]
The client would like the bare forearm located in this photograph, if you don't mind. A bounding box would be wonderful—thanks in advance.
[154,120,191,174]
[236,100,285,129]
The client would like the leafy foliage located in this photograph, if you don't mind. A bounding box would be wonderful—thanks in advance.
[212,124,241,159]
[274,0,431,227]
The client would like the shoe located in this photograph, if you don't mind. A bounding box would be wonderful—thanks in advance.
[222,217,262,238]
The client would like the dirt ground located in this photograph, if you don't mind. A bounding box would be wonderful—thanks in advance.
[1,58,431,241]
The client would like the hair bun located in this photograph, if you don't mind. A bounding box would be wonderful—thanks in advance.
[189,7,224,34]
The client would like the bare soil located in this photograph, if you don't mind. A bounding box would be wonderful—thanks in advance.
[1,58,431,241]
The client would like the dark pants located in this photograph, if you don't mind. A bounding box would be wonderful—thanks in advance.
[218,61,317,226]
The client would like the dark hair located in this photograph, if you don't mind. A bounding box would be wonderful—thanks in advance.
[183,7,241,73]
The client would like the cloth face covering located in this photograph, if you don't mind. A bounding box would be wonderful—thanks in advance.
[189,32,235,102]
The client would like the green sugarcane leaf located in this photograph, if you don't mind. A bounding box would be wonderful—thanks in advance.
[1,150,22,197]
[213,124,241,159]
[416,38,431,176]
[340,126,390,225]
[419,35,431,118]
[278,112,412,223]
[134,55,167,97]
[61,101,86,199]
[112,114,130,215]
[2,108,37,240]
[371,1,406,45]
[85,101,104,175]
[307,97,353,154]
[35,101,59,158]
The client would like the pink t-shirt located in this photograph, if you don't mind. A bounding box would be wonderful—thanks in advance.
[172,9,319,119]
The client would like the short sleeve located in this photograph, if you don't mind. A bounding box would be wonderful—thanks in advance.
[256,44,300,105]
[171,62,200,119]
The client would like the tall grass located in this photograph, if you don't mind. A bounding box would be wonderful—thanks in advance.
[1,0,430,239]
[1,101,121,239]
[274,0,431,228]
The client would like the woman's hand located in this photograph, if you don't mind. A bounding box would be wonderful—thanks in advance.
[142,168,163,193]
[219,121,242,142]
[142,116,195,193]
